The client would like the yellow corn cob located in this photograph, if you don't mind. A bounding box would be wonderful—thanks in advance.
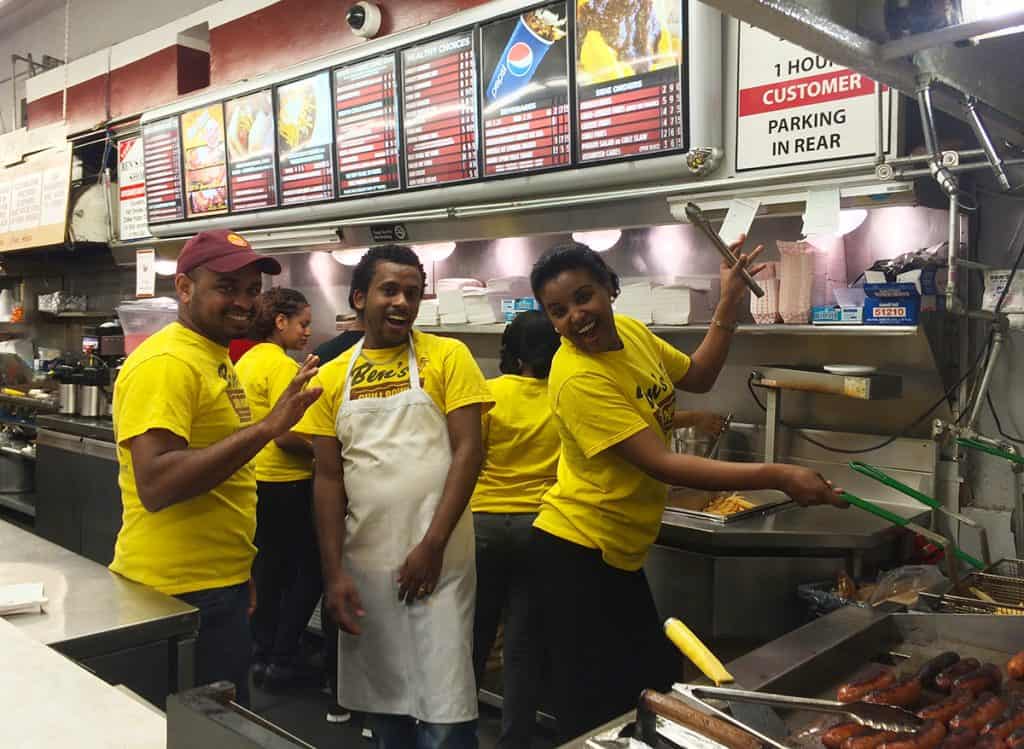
[664,617,734,685]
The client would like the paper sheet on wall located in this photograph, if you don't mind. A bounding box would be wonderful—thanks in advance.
[719,198,761,246]
[802,187,841,237]
[136,249,156,298]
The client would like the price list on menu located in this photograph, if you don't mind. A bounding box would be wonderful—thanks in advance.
[142,118,185,223]
[402,32,479,188]
[226,90,278,212]
[480,4,571,176]
[335,55,400,196]
[574,0,683,163]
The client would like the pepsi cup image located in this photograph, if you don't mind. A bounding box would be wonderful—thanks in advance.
[487,7,566,103]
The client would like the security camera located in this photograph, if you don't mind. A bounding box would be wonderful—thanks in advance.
[347,2,382,39]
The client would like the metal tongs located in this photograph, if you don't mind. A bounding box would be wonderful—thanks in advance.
[674,684,923,745]
[683,202,765,298]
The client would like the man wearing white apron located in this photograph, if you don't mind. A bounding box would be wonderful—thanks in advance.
[300,245,493,749]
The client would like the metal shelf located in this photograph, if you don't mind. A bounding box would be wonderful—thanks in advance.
[421,323,920,336]
[0,393,58,412]
[0,492,34,517]
[0,445,35,461]
[38,310,115,319]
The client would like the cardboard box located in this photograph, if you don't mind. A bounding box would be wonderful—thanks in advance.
[863,283,920,325]
[501,297,541,322]
[811,306,864,325]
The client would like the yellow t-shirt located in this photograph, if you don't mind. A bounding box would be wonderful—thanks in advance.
[109,322,258,595]
[534,315,691,571]
[471,375,559,514]
[297,329,493,438]
[235,342,312,483]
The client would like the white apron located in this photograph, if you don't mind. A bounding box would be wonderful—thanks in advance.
[335,335,478,723]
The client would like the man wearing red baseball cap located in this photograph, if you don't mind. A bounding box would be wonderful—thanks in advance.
[109,229,322,706]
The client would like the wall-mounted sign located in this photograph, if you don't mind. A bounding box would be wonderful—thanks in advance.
[480,3,571,177]
[402,32,479,188]
[735,21,893,171]
[142,117,185,223]
[276,71,336,206]
[574,0,684,163]
[0,145,71,252]
[334,55,402,197]
[226,90,278,212]
[182,103,229,217]
[136,248,156,297]
[117,136,149,241]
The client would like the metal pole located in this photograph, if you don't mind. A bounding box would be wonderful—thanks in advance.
[947,192,960,314]
[964,96,1013,191]
[875,82,884,166]
[1014,465,1024,558]
[917,82,960,198]
[967,328,1004,429]
[764,388,780,463]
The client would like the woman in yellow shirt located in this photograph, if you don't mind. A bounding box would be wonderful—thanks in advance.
[528,241,847,741]
[235,287,318,691]
[470,310,560,748]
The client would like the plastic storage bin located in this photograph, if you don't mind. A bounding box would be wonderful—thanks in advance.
[117,297,179,353]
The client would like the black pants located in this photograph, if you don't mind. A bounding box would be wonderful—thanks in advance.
[251,479,323,666]
[178,582,252,707]
[530,528,678,742]
[472,512,540,749]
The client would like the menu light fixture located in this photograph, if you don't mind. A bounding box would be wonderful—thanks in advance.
[571,229,621,252]
[154,259,179,276]
[332,248,370,266]
[413,242,456,263]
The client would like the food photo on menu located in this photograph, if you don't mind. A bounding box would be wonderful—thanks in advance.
[225,90,279,211]
[181,104,229,216]
[575,0,681,85]
[276,72,336,204]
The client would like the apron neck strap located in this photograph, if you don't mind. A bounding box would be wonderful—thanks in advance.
[342,333,419,402]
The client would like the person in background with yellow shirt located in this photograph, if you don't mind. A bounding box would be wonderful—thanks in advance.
[110,230,322,708]
[470,310,560,749]
[236,288,321,692]
[298,245,492,749]
[528,241,848,741]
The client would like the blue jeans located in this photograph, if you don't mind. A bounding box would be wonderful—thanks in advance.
[177,581,252,707]
[369,714,478,749]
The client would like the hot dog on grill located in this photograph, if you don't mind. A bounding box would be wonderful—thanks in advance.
[954,665,1004,696]
[1006,728,1024,749]
[839,666,898,703]
[951,694,1009,733]
[920,654,963,690]
[938,661,983,693]
[982,705,1024,740]
[824,722,874,749]
[865,677,924,708]
[919,691,977,725]
[1007,652,1024,682]
[879,720,947,749]
[975,735,1007,749]
[845,731,906,749]
[939,727,979,749]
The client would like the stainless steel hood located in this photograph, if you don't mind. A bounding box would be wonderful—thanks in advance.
[700,0,1024,146]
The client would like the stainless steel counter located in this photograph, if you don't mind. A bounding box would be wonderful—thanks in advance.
[657,501,930,552]
[0,519,198,705]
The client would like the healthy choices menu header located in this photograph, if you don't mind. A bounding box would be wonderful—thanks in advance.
[142,0,687,224]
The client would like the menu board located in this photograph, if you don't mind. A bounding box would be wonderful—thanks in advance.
[117,136,149,240]
[402,32,479,188]
[142,117,185,223]
[334,55,401,197]
[480,3,571,177]
[181,103,229,217]
[574,0,684,163]
[276,71,336,205]
[225,90,278,211]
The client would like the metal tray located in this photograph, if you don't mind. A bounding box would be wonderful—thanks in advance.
[664,488,793,525]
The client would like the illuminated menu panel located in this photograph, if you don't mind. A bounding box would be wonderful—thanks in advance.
[142,118,185,223]
[334,55,401,197]
[276,71,336,205]
[182,103,229,217]
[226,90,278,212]
[402,32,479,188]
[574,0,684,163]
[480,3,571,177]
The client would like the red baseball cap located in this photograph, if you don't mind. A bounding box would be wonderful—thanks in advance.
[176,229,282,276]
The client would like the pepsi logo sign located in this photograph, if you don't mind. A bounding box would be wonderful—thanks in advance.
[507,42,533,76]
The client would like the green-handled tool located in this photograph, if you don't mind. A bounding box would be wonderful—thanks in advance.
[956,437,1024,465]
[849,461,990,565]
[839,490,985,571]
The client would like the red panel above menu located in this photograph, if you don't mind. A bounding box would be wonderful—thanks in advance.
[182,103,229,218]
[480,3,571,177]
[142,118,185,223]
[402,32,479,188]
[276,71,336,206]
[226,90,278,212]
[574,0,684,163]
[334,55,401,197]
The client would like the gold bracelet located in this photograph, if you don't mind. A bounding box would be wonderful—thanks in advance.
[712,318,738,333]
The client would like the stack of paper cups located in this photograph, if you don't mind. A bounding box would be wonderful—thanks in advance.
[750,262,780,324]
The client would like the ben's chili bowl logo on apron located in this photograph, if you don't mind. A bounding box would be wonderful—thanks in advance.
[348,353,427,401]
[218,363,253,423]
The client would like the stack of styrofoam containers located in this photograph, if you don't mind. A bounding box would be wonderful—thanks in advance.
[436,278,483,325]
[778,241,817,323]
[415,299,440,326]
[615,280,655,323]
[463,288,506,324]
[651,276,718,325]
[750,262,781,324]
